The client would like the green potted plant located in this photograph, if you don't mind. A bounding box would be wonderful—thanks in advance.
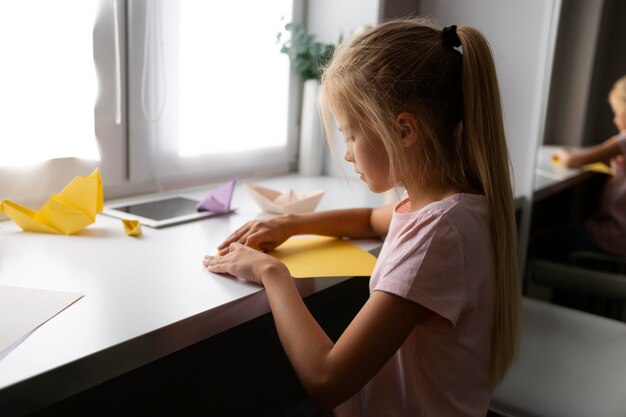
[277,22,338,82]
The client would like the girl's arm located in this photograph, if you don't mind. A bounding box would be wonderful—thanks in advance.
[204,244,429,410]
[555,136,623,168]
[218,204,395,254]
[264,270,428,410]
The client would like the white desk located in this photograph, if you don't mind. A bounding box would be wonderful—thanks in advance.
[0,174,385,416]
[533,145,598,201]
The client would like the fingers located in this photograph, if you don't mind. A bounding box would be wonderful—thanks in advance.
[217,221,269,253]
[217,223,252,250]
[204,244,244,274]
[203,255,227,274]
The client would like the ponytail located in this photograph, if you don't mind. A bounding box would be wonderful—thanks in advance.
[457,26,520,385]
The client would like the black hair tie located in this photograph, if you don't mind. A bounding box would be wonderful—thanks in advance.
[442,25,461,48]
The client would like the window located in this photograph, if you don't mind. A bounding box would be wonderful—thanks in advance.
[127,0,300,189]
[0,0,300,203]
[0,1,100,166]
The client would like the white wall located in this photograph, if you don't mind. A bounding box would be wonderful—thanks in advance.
[544,0,604,147]
[307,0,379,44]
[419,0,560,200]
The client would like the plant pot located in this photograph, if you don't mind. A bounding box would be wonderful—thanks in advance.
[299,79,325,176]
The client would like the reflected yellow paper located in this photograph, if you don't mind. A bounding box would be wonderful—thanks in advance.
[584,162,613,175]
[0,169,103,235]
[269,236,377,278]
[551,155,612,175]
[122,219,142,237]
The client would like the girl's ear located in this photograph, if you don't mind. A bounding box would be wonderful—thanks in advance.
[396,112,419,147]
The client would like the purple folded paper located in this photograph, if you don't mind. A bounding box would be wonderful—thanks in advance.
[196,179,236,213]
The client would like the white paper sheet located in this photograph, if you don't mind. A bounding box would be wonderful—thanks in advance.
[0,286,84,360]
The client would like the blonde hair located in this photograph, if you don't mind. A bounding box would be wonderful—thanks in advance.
[319,18,520,386]
[609,75,626,110]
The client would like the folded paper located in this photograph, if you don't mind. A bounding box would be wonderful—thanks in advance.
[0,285,84,360]
[0,168,103,235]
[197,179,236,213]
[244,183,324,214]
[122,219,142,237]
[583,162,613,175]
[269,236,377,278]
[551,155,612,175]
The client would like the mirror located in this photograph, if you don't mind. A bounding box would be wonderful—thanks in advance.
[527,0,626,318]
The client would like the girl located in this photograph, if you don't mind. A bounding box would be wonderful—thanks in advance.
[204,18,519,416]
[551,75,626,258]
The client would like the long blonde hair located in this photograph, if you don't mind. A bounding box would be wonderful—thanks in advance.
[319,18,520,386]
[609,75,626,109]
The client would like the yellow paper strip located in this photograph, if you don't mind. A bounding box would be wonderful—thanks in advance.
[269,236,378,278]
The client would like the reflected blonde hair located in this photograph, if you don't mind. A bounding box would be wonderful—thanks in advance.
[319,18,519,386]
[609,75,626,110]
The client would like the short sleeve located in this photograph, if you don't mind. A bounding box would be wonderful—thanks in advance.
[616,132,626,155]
[373,212,467,329]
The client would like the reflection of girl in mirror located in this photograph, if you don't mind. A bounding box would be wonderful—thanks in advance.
[545,75,626,258]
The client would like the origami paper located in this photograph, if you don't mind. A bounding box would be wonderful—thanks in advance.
[551,155,612,175]
[122,219,142,237]
[0,285,84,360]
[0,168,103,235]
[583,162,613,175]
[269,236,377,278]
[196,179,236,213]
[244,183,324,214]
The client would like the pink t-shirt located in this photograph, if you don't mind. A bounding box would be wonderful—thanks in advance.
[335,193,494,417]
[586,132,626,257]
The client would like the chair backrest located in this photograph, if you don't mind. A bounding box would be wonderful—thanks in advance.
[569,250,626,274]
[491,298,626,417]
[531,258,626,301]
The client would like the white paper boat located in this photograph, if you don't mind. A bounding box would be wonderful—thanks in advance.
[244,183,325,214]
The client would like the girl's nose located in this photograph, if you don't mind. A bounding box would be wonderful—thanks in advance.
[344,148,354,163]
[344,144,354,163]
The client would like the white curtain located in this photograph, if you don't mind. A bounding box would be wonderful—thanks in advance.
[128,0,298,190]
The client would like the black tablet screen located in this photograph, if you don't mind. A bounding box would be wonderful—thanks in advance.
[112,197,199,221]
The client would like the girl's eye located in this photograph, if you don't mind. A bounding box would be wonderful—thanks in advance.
[345,136,356,143]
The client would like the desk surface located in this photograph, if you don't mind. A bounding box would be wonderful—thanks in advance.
[0,174,385,416]
[533,145,597,201]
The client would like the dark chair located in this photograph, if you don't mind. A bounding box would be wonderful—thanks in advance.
[490,298,626,417]
[530,251,626,320]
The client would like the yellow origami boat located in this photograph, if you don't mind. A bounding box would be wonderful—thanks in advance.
[1,168,103,235]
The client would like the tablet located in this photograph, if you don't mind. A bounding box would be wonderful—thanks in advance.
[103,196,233,228]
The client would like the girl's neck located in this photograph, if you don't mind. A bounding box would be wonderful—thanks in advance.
[405,185,461,212]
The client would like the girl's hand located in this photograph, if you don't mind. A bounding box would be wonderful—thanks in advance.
[204,242,290,285]
[217,214,298,255]
[553,147,580,168]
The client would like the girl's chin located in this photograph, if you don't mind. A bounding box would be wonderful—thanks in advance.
[365,181,395,194]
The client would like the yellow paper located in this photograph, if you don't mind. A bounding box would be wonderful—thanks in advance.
[0,168,103,235]
[551,155,612,175]
[122,219,142,237]
[269,236,377,278]
[584,162,612,175]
